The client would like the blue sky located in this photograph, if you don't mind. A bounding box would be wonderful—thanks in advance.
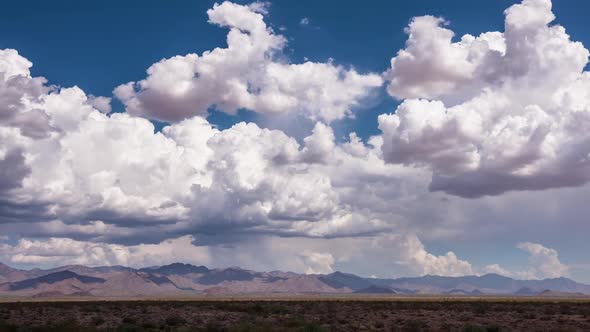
[1,0,590,282]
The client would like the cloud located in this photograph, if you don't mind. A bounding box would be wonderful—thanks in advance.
[0,49,33,78]
[300,251,334,274]
[380,0,590,197]
[114,1,382,123]
[247,1,270,14]
[0,236,210,268]
[87,95,112,114]
[483,242,569,279]
[0,233,474,278]
[299,17,310,26]
[301,122,336,163]
[517,242,569,278]
[0,49,210,230]
[483,264,514,277]
[0,50,49,197]
[0,50,50,133]
[0,230,570,281]
[0,45,424,246]
[388,234,474,277]
[0,148,30,193]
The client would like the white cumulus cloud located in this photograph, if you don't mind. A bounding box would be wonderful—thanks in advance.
[114,1,382,123]
[483,242,569,279]
[380,0,590,197]
[391,234,474,277]
[0,44,424,246]
[517,242,569,278]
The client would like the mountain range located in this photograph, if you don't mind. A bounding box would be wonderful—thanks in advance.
[1,262,589,298]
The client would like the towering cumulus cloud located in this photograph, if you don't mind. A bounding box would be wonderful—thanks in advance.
[0,24,462,275]
[380,0,590,197]
[114,1,382,123]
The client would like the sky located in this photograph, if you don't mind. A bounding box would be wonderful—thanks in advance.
[1,0,590,282]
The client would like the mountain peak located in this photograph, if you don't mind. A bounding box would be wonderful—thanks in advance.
[140,262,209,275]
[481,273,503,277]
[0,262,16,271]
[479,273,513,280]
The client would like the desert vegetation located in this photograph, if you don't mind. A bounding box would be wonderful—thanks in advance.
[0,299,589,331]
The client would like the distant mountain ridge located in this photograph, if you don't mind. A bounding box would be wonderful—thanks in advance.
[9,271,105,291]
[1,262,589,298]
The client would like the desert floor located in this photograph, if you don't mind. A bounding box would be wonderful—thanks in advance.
[1,297,590,331]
